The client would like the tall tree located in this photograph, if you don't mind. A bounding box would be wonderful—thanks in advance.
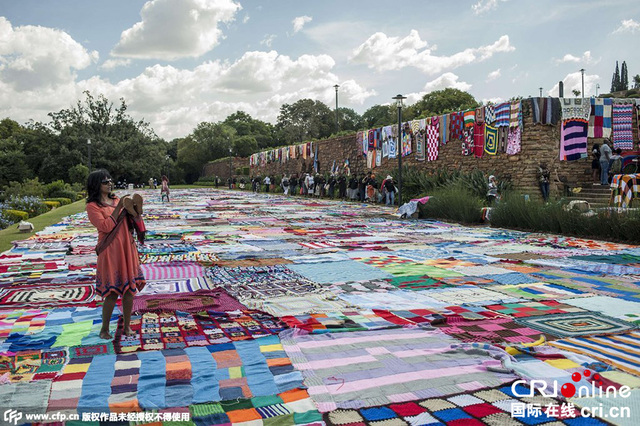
[621,61,629,91]
[634,74,640,89]
[362,104,396,128]
[412,88,479,118]
[223,111,276,150]
[276,99,333,144]
[611,61,621,92]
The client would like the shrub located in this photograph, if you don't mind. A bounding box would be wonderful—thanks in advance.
[2,178,45,200]
[2,209,29,223]
[44,201,61,209]
[5,196,48,217]
[419,184,485,224]
[490,193,640,243]
[45,180,78,200]
[45,197,72,206]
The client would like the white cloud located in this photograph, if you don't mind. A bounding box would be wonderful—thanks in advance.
[0,17,98,91]
[260,34,276,47]
[613,19,640,34]
[405,73,472,104]
[555,50,598,64]
[0,42,375,140]
[292,16,312,33]
[472,0,508,15]
[99,58,132,71]
[351,30,514,75]
[242,15,250,24]
[548,71,600,97]
[486,68,501,81]
[111,0,242,60]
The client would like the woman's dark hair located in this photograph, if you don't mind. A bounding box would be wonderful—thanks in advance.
[161,175,169,183]
[86,169,115,205]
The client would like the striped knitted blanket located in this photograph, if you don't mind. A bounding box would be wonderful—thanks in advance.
[531,97,560,125]
[549,331,640,375]
[612,103,634,150]
[587,98,612,138]
[494,102,510,127]
[560,120,588,161]
[280,328,517,413]
[463,109,475,128]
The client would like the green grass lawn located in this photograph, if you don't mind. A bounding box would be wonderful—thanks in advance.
[0,200,87,253]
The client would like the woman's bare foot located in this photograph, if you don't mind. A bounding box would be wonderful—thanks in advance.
[99,330,112,340]
[123,327,136,336]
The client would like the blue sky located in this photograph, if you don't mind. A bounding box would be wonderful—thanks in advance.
[0,0,638,139]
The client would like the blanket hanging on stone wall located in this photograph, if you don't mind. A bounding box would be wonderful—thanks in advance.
[510,101,522,129]
[473,122,484,158]
[587,98,612,138]
[494,102,510,127]
[506,127,522,155]
[531,97,561,125]
[462,127,473,156]
[449,112,464,140]
[463,109,475,128]
[415,129,425,161]
[484,124,498,155]
[427,116,440,161]
[560,120,588,161]
[560,98,591,121]
[439,114,447,145]
[485,104,496,124]
[612,103,634,150]
[401,123,412,157]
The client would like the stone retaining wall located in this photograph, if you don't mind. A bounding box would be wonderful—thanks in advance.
[205,101,638,190]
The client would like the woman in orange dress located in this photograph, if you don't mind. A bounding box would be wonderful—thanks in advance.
[86,169,145,339]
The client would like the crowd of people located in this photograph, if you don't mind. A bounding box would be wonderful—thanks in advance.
[242,172,399,205]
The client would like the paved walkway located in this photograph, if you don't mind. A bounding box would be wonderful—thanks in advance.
[0,189,639,425]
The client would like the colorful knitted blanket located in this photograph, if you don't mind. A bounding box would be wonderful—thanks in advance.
[132,288,246,313]
[559,120,588,161]
[494,102,510,127]
[587,97,612,138]
[531,97,560,125]
[560,98,591,121]
[449,112,464,140]
[323,381,611,425]
[114,309,287,353]
[280,328,517,413]
[463,109,475,128]
[484,124,498,155]
[612,103,634,150]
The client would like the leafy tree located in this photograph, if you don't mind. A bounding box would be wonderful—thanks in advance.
[224,111,276,150]
[0,118,22,139]
[412,88,479,118]
[362,104,396,128]
[276,99,333,144]
[68,164,89,185]
[572,89,581,97]
[334,107,364,133]
[634,74,640,89]
[233,135,258,158]
[0,136,31,188]
[621,61,629,91]
[611,61,621,92]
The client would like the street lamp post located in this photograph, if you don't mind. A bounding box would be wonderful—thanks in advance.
[539,87,543,97]
[87,139,91,172]
[392,94,406,207]
[596,83,600,97]
[580,68,585,99]
[165,155,170,181]
[334,84,339,133]
[228,145,233,189]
